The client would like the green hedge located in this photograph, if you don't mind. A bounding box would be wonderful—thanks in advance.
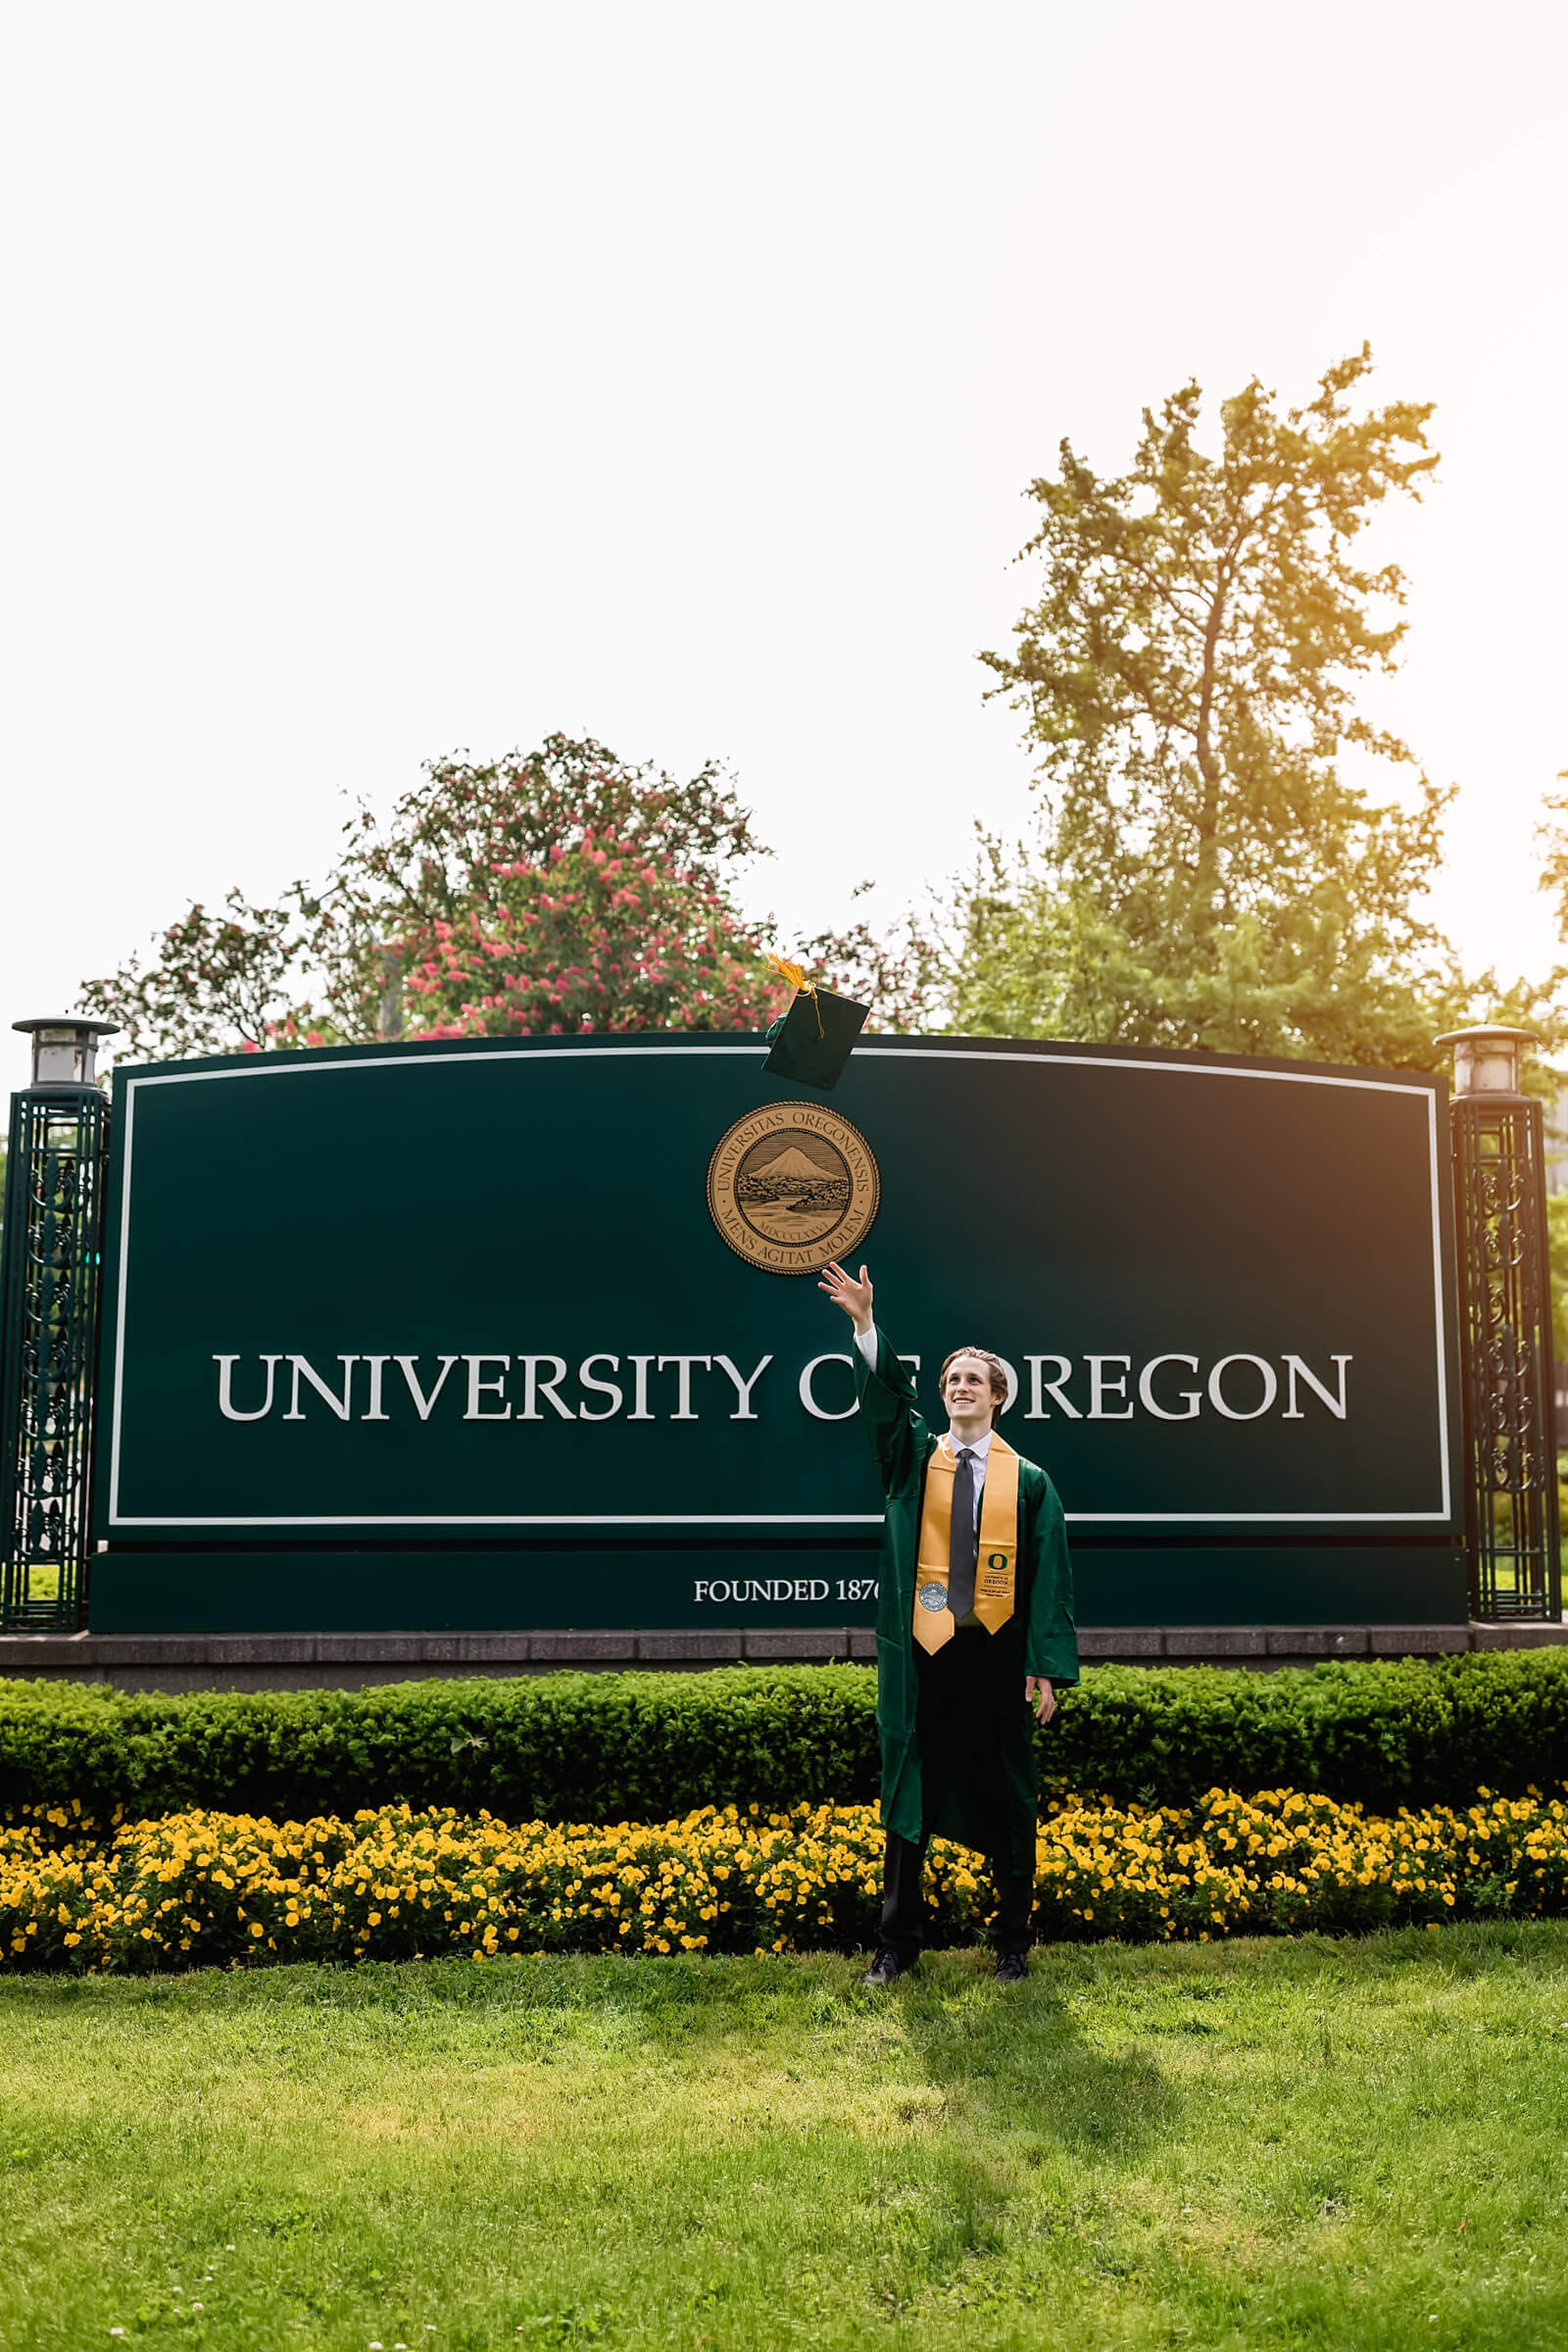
[2,1652,1567,1822]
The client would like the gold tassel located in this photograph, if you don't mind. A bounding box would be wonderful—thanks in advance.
[766,953,824,1037]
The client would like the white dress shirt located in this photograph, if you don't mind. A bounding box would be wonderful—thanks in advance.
[854,1324,991,1528]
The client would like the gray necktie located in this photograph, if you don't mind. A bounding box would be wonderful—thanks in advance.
[948,1447,980,1621]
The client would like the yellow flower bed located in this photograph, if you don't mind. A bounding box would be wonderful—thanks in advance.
[2,1788,1565,1973]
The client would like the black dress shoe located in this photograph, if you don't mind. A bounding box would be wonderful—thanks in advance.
[862,1946,914,1987]
[995,1951,1029,1984]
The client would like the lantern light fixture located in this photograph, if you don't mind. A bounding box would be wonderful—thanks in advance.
[12,1017,119,1091]
[1433,1024,1539,1100]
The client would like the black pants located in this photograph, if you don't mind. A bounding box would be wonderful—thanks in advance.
[879,1832,1034,1961]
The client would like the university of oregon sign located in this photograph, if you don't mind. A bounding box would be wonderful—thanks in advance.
[93,1033,1465,1634]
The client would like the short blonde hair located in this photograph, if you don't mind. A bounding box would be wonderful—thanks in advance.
[940,1346,1008,1429]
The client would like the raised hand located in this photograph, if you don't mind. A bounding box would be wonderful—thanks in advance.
[817,1260,874,1332]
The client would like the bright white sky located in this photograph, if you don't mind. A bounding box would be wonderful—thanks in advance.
[3,0,1566,1090]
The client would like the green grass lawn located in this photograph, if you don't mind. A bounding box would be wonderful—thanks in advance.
[2,1928,1567,2350]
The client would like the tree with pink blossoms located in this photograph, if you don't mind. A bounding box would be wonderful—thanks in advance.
[350,737,791,1040]
[80,736,933,1060]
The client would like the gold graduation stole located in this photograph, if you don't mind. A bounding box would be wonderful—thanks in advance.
[912,1434,1019,1655]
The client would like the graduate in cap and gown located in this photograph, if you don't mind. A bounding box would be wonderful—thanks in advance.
[818,1259,1078,1984]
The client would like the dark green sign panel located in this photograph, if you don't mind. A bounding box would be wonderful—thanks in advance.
[93,1035,1465,1631]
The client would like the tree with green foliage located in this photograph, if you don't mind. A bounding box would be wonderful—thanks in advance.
[78,893,311,1061]
[952,347,1555,1065]
[80,737,931,1061]
[1544,1190,1568,1363]
[1533,774,1568,997]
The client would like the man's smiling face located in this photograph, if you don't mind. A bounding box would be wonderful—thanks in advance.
[941,1353,996,1423]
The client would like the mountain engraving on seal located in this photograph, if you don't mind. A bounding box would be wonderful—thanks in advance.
[736,1137,851,1243]
[707,1102,879,1276]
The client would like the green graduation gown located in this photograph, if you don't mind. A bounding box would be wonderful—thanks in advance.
[854,1326,1079,1874]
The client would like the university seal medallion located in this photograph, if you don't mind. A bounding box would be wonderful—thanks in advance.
[706,1101,880,1276]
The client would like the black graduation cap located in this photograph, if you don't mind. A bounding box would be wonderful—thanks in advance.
[761,963,868,1092]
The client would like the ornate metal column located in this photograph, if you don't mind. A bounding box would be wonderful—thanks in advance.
[0,1018,116,1630]
[1436,1025,1561,1622]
